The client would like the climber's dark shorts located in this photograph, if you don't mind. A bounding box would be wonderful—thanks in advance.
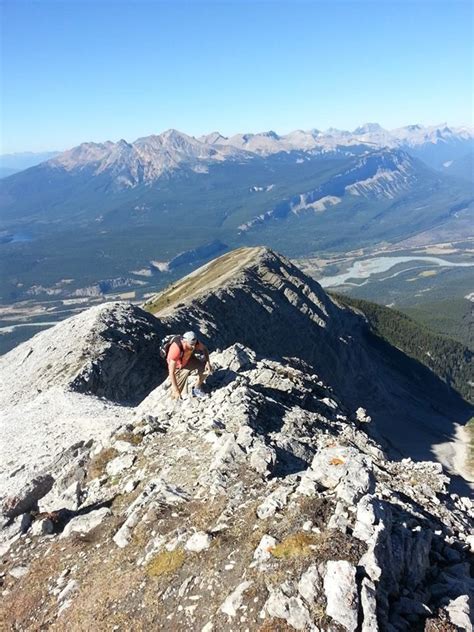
[174,356,206,394]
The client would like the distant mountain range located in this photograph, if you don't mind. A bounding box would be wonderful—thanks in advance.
[201,123,473,173]
[1,123,472,223]
[1,123,472,183]
[0,123,472,309]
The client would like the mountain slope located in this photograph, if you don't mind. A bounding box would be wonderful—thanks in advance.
[1,247,472,631]
[331,293,473,403]
[143,247,473,472]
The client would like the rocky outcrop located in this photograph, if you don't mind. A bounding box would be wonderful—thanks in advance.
[1,344,472,630]
[0,302,166,406]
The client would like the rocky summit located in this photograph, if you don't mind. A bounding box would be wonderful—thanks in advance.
[0,247,472,631]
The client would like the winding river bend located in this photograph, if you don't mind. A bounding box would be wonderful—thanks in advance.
[318,256,474,288]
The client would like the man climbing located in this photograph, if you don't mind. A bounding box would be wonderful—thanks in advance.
[167,331,212,400]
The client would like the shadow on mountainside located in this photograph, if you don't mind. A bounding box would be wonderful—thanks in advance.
[162,279,472,492]
[359,331,473,496]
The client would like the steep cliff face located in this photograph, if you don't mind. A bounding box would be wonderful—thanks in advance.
[0,247,472,631]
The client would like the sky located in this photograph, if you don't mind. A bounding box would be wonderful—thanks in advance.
[1,0,473,153]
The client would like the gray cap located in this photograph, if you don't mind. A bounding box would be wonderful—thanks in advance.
[183,331,197,343]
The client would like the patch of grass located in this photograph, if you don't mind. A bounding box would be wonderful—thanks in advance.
[270,528,366,567]
[146,548,185,578]
[270,532,317,559]
[115,432,143,446]
[87,447,119,481]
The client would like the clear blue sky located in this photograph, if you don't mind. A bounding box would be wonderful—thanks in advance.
[1,0,473,152]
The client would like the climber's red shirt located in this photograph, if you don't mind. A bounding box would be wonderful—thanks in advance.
[167,340,203,369]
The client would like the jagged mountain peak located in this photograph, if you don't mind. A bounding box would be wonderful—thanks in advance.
[31,123,474,188]
[49,140,116,170]
[198,131,228,144]
[159,128,198,144]
[260,130,280,139]
[353,122,385,134]
[143,246,336,325]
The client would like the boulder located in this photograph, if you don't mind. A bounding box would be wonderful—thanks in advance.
[297,564,321,606]
[106,454,136,477]
[220,581,253,618]
[2,475,54,518]
[253,535,277,564]
[265,584,312,630]
[185,531,212,552]
[311,446,374,505]
[324,560,359,631]
[39,480,82,513]
[60,507,110,539]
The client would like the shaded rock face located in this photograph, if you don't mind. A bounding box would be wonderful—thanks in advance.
[69,305,166,404]
[0,302,166,405]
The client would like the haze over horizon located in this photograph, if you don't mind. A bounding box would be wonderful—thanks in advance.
[2,0,472,153]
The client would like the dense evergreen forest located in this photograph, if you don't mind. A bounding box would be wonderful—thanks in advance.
[332,293,473,405]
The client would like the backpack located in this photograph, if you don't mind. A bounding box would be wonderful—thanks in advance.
[159,334,184,361]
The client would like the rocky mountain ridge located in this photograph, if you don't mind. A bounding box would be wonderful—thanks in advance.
[0,247,472,630]
[238,150,417,232]
[203,123,473,159]
[3,123,471,191]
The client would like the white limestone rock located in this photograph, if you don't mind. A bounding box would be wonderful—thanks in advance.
[249,443,276,475]
[39,480,82,513]
[361,578,378,632]
[256,485,291,519]
[112,439,136,453]
[60,507,110,539]
[185,531,211,552]
[2,475,54,518]
[9,566,29,579]
[355,407,371,423]
[324,560,359,631]
[252,534,277,564]
[58,579,79,603]
[264,584,313,630]
[297,564,321,606]
[106,453,136,476]
[353,494,390,542]
[220,580,253,618]
[31,517,55,536]
[445,594,472,631]
[311,445,374,504]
